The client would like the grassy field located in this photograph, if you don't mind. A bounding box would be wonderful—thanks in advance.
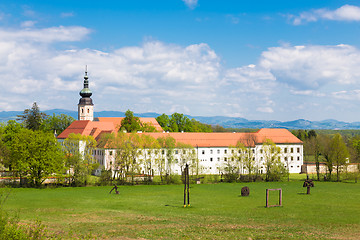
[2,179,360,239]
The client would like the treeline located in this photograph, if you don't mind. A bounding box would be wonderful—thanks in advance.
[291,129,359,181]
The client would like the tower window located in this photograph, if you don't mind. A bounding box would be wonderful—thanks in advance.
[82,109,84,113]
[87,109,90,113]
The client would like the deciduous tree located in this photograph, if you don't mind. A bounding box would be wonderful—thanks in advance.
[330,134,349,181]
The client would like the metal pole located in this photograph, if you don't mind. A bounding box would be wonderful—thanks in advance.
[184,165,187,207]
[187,164,190,206]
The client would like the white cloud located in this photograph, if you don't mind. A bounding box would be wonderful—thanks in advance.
[332,90,360,100]
[290,4,360,25]
[0,26,91,43]
[21,20,37,28]
[182,0,198,10]
[3,24,360,120]
[259,44,360,90]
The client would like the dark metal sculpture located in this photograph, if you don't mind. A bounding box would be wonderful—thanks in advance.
[303,177,314,194]
[183,164,190,207]
[241,186,250,196]
[109,184,119,194]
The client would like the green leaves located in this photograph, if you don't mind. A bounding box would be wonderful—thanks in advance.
[156,112,212,132]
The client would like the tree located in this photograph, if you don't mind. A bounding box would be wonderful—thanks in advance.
[319,134,333,180]
[17,102,47,131]
[156,114,171,132]
[62,133,98,186]
[156,112,212,133]
[141,134,161,182]
[10,129,64,186]
[176,142,197,176]
[227,142,245,180]
[330,134,349,181]
[262,139,285,181]
[40,113,75,135]
[243,133,257,177]
[304,135,321,180]
[157,135,176,183]
[120,110,141,133]
[100,132,142,184]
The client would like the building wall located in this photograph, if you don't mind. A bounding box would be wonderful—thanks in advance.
[93,143,303,176]
[303,162,360,174]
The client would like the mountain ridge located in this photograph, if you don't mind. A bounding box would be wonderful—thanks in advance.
[2,109,359,130]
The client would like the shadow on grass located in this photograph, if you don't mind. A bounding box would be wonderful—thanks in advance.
[297,192,309,195]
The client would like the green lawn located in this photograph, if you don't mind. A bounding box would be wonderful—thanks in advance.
[3,180,360,239]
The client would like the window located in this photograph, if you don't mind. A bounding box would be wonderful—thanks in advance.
[210,150,213,154]
[81,109,84,114]
[284,148,287,153]
[284,157,287,161]
[217,157,220,161]
[291,156,294,161]
[202,150,205,155]
[217,149,220,154]
[192,150,195,154]
[232,149,234,154]
[147,150,151,155]
[109,151,113,156]
[260,149,263,154]
[224,157,227,161]
[297,156,300,161]
[87,109,90,113]
[162,150,165,155]
[175,150,178,154]
[297,148,300,153]
[224,149,227,154]
[210,157,213,162]
[291,148,294,153]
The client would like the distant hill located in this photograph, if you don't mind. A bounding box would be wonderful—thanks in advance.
[2,109,360,130]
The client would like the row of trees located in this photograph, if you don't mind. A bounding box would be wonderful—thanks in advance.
[294,130,351,181]
[98,132,198,184]
[221,136,287,182]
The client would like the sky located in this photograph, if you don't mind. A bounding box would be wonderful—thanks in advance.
[1,0,360,122]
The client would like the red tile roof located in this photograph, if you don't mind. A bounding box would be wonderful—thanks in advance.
[58,121,302,148]
[139,129,302,148]
[57,117,163,139]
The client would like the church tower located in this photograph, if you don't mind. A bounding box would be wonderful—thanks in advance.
[78,68,94,121]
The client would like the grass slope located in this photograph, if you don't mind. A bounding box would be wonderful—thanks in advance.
[3,181,360,239]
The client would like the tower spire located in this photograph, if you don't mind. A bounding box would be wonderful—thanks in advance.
[78,66,94,121]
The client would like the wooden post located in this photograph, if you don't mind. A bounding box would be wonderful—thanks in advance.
[266,188,282,208]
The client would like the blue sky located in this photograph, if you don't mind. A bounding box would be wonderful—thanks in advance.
[1,1,360,122]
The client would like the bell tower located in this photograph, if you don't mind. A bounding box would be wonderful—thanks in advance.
[78,67,94,121]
